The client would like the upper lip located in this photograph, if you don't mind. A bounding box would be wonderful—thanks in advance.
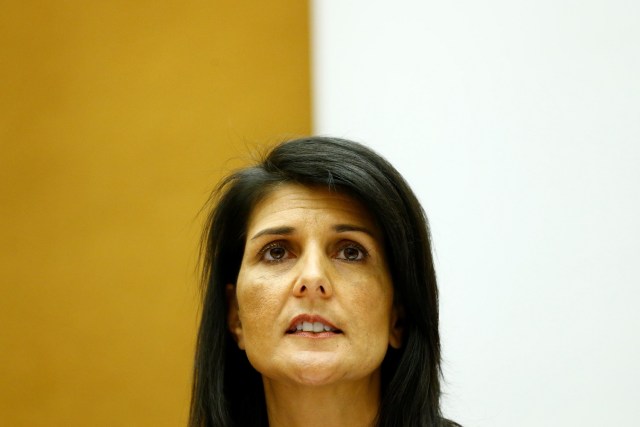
[286,314,342,333]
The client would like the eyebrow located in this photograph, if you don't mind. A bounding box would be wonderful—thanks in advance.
[333,224,376,237]
[250,226,295,240]
[250,224,375,241]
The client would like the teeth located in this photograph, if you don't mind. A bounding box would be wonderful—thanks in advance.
[295,321,336,333]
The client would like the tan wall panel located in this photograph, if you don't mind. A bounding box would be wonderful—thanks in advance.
[0,1,310,426]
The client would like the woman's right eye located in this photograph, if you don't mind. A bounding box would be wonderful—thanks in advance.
[260,243,289,262]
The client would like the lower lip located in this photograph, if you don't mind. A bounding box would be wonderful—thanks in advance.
[287,331,341,338]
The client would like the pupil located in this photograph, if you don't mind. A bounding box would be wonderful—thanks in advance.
[270,247,285,259]
[345,247,359,260]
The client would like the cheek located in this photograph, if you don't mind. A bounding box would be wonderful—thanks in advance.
[347,272,394,328]
[236,274,283,334]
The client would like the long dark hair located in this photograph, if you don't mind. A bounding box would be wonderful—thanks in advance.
[190,137,458,426]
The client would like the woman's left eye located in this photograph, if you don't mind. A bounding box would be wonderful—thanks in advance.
[336,244,368,261]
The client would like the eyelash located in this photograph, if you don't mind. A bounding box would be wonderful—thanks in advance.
[336,242,369,262]
[257,241,370,264]
[258,241,290,264]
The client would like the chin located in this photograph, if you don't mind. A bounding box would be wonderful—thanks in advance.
[286,364,382,389]
[265,351,351,387]
[291,351,343,383]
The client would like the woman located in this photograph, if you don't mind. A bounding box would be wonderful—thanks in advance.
[190,137,459,427]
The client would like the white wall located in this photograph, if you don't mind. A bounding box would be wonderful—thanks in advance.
[312,1,640,425]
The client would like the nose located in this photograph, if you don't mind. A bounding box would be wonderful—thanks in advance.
[292,246,333,298]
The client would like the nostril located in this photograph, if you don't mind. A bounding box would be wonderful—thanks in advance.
[294,282,332,297]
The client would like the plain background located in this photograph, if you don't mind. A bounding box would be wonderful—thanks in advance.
[312,1,639,426]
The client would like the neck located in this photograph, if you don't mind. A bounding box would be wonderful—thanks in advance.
[262,374,381,427]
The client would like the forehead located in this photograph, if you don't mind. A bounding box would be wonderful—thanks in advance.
[246,184,380,235]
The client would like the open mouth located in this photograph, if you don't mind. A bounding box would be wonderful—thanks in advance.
[286,321,343,334]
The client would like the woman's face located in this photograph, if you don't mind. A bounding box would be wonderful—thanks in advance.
[227,184,402,387]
